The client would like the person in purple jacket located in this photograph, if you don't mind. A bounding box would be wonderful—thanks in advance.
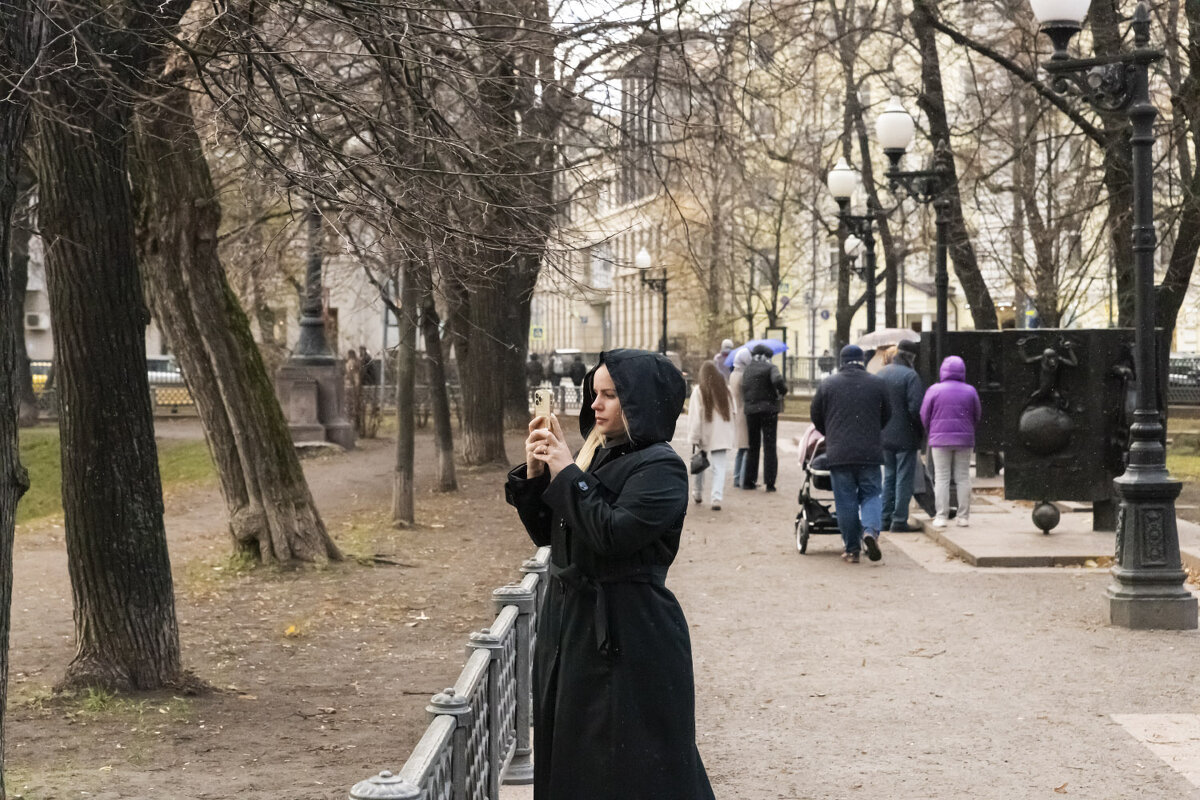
[920,355,982,528]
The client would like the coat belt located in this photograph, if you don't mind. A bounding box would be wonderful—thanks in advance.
[548,562,668,656]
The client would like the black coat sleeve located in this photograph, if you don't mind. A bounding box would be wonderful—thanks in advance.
[906,372,925,434]
[541,448,688,558]
[771,365,787,398]
[811,384,826,434]
[505,464,553,547]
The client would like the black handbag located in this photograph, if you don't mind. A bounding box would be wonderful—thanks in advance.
[690,448,710,474]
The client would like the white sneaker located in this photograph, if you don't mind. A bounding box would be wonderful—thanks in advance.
[956,516,970,527]
[932,517,948,529]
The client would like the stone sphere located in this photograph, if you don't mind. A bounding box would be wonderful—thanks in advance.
[1032,501,1061,534]
[1019,405,1073,455]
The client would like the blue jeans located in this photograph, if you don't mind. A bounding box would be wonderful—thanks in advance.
[732,448,748,488]
[882,449,918,527]
[830,465,884,554]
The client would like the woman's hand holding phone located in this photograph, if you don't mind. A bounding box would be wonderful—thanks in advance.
[526,413,571,479]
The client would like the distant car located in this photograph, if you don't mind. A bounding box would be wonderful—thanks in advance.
[146,356,193,406]
[30,362,50,395]
[147,356,183,383]
[1168,361,1200,387]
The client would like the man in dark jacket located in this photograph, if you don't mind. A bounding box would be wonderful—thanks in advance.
[526,353,544,388]
[810,344,892,562]
[741,344,788,491]
[567,354,588,386]
[877,339,924,531]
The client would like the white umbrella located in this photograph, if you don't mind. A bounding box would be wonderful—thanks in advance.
[856,328,920,349]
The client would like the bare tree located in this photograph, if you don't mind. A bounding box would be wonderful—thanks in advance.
[34,0,188,691]
[0,0,41,789]
[130,52,341,565]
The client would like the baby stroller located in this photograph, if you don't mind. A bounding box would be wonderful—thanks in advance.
[794,425,840,554]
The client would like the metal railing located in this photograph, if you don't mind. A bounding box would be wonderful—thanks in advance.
[350,546,550,800]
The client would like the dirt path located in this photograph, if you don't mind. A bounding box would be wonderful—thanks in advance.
[9,427,538,800]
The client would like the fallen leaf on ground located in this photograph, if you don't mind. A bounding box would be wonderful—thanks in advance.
[1054,783,1068,794]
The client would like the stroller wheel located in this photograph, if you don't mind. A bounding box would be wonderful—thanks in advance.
[796,517,810,554]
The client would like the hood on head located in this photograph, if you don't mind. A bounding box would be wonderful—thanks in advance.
[733,348,752,369]
[940,355,966,381]
[580,349,686,444]
[720,338,734,351]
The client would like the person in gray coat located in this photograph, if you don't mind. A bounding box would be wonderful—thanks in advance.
[877,339,924,531]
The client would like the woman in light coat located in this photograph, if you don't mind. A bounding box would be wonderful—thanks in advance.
[728,348,752,487]
[687,360,737,509]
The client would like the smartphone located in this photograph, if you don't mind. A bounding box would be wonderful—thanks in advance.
[533,389,553,428]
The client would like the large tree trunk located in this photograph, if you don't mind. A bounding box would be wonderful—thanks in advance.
[36,17,183,691]
[911,0,998,331]
[1,1,39,791]
[8,175,36,427]
[392,259,417,525]
[130,65,340,565]
[503,255,539,430]
[415,256,457,492]
[452,276,511,465]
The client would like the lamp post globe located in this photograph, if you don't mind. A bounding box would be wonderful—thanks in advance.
[844,234,864,259]
[827,157,860,204]
[635,246,652,271]
[1031,0,1092,57]
[1029,0,1090,23]
[876,96,916,166]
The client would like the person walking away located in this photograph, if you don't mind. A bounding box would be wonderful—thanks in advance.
[877,339,924,531]
[740,344,787,491]
[713,338,735,379]
[568,354,588,386]
[550,352,565,385]
[810,345,891,563]
[526,353,545,388]
[920,355,982,528]
[687,361,736,510]
[729,348,752,488]
[817,348,835,377]
[505,349,716,800]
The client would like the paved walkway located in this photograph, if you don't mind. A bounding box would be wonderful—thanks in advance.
[504,420,1200,798]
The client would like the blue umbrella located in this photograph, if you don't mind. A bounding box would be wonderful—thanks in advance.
[724,338,788,367]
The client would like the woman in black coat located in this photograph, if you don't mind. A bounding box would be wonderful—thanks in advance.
[505,349,715,800]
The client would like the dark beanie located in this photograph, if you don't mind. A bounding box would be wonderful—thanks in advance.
[897,339,920,356]
[840,344,864,366]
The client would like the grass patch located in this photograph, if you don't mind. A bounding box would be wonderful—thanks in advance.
[1168,452,1200,482]
[16,428,215,526]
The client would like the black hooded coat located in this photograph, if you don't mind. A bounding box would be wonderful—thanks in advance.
[505,349,715,800]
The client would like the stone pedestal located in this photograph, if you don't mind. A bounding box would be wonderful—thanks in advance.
[276,359,356,450]
[1105,472,1197,629]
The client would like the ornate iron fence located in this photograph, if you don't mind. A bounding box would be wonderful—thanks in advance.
[350,547,549,800]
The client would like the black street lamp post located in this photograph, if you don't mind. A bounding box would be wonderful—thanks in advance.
[636,247,668,355]
[875,97,952,367]
[826,157,879,333]
[1032,0,1195,628]
[295,202,336,362]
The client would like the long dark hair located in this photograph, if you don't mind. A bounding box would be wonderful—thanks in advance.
[698,360,731,423]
